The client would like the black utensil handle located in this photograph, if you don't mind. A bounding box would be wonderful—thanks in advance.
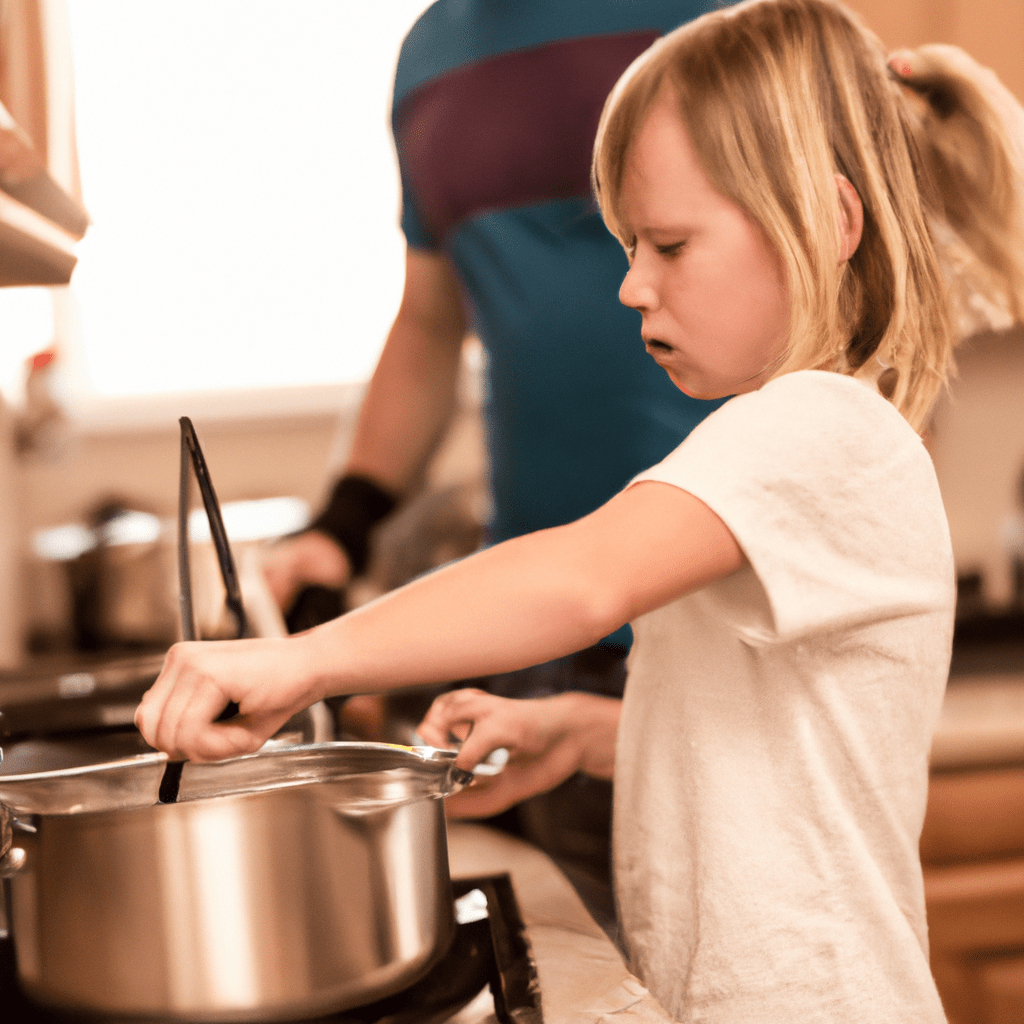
[161,421,198,804]
[177,421,197,643]
[160,418,247,805]
[180,417,247,639]
[158,760,185,804]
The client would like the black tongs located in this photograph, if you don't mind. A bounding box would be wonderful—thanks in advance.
[157,416,246,804]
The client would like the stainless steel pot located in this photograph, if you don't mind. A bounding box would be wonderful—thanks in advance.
[0,741,471,1022]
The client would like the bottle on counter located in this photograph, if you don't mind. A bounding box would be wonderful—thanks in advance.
[16,347,71,459]
[0,393,25,670]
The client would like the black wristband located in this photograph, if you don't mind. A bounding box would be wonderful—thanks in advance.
[308,474,398,577]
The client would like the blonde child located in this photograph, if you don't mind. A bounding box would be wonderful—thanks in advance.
[137,0,1024,1018]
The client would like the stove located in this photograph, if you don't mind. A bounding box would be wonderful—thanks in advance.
[0,875,541,1024]
[0,651,164,740]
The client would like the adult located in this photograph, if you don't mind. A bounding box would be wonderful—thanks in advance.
[263,0,726,926]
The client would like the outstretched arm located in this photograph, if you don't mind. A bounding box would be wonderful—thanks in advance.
[136,481,742,760]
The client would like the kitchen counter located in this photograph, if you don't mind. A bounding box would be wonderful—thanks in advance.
[447,822,672,1024]
[931,672,1024,771]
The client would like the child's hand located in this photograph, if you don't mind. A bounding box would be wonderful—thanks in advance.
[416,688,620,819]
[134,636,323,762]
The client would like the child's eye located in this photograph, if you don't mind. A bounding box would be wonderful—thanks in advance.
[656,241,687,257]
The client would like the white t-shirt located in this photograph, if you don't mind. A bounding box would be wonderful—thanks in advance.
[615,371,954,1023]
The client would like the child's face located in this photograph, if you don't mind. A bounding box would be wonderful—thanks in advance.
[618,88,790,400]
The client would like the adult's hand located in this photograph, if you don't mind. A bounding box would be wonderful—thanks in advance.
[134,635,323,762]
[261,530,353,611]
[417,688,620,819]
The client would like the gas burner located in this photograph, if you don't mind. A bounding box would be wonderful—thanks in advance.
[0,875,540,1024]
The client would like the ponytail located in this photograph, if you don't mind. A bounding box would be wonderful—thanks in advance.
[892,45,1024,340]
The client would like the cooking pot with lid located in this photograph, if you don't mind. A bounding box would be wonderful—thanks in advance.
[0,740,471,1022]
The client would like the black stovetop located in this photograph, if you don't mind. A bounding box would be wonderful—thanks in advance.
[0,875,541,1024]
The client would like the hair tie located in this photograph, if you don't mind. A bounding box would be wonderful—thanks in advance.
[887,50,915,81]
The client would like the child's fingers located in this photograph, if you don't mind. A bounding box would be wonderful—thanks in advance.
[152,677,227,759]
[417,687,489,746]
[140,647,237,758]
[457,716,513,771]
[135,637,310,761]
[414,715,453,749]
[419,688,518,770]
[134,644,192,742]
[182,716,271,763]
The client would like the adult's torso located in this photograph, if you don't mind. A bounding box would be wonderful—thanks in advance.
[392,0,727,557]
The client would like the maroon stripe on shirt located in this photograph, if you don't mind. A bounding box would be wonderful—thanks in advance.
[395,30,660,244]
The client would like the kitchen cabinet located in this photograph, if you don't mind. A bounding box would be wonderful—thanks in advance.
[925,673,1024,1024]
[0,101,87,286]
[0,186,79,285]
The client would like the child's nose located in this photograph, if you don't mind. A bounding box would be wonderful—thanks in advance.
[619,260,658,312]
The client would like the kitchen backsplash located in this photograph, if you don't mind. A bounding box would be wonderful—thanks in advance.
[8,328,1024,650]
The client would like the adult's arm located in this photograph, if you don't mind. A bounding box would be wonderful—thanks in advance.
[136,480,743,763]
[262,247,468,608]
[344,246,468,492]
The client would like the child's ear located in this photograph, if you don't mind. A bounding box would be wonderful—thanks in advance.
[835,174,863,264]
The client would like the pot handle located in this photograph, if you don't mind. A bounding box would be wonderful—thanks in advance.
[0,805,31,877]
[445,763,475,796]
[412,733,509,779]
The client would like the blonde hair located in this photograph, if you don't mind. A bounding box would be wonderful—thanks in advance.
[592,0,1024,431]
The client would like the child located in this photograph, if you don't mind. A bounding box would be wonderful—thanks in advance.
[136,0,1024,1018]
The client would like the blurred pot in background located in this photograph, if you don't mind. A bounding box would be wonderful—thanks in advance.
[38,496,305,652]
[65,499,178,650]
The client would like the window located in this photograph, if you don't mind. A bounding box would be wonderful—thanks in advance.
[22,1,432,417]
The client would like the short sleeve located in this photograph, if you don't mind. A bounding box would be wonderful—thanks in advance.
[391,21,441,252]
[631,371,954,640]
[397,173,438,251]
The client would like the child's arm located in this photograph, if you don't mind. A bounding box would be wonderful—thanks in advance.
[135,480,742,761]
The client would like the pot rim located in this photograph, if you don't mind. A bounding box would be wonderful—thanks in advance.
[0,740,472,816]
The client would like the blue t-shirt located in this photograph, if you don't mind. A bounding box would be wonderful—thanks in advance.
[392,0,728,647]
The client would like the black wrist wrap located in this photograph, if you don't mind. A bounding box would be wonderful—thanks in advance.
[309,474,398,577]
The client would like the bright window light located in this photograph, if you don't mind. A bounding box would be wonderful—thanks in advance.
[62,0,433,401]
